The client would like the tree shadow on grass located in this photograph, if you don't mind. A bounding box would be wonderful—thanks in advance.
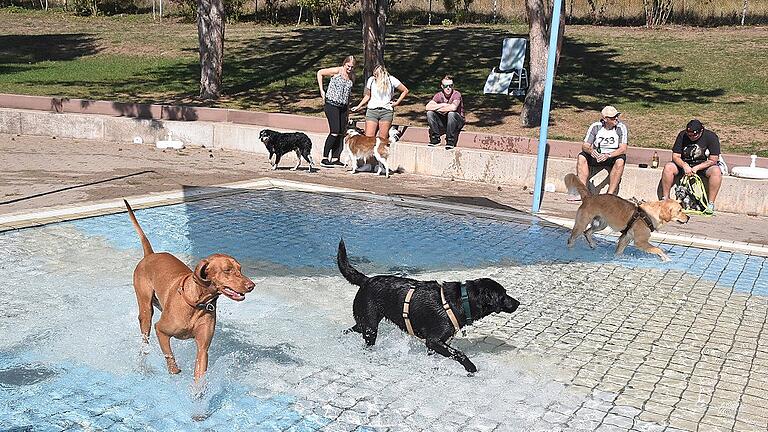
[218,26,724,127]
[555,39,725,113]
[3,27,724,129]
[0,34,100,63]
[0,33,100,76]
[221,26,521,124]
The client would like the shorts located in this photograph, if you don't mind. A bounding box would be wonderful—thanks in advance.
[580,151,626,168]
[365,107,394,122]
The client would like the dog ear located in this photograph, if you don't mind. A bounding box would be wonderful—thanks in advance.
[194,260,211,282]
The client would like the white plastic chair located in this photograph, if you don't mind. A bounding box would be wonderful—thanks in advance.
[483,37,529,96]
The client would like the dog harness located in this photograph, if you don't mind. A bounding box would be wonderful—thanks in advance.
[620,205,656,235]
[402,283,464,337]
[178,274,219,312]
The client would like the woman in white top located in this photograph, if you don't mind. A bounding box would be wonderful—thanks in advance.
[351,64,409,141]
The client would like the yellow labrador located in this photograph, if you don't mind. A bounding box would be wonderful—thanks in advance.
[565,173,689,261]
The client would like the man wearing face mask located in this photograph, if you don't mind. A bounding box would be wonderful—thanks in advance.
[425,75,465,150]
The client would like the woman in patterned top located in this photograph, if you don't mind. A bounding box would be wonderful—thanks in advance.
[317,55,357,167]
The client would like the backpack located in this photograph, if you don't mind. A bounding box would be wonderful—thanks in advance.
[674,174,710,215]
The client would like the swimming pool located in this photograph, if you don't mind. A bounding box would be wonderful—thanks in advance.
[2,189,766,431]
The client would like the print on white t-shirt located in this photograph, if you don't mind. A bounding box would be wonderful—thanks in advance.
[584,121,627,154]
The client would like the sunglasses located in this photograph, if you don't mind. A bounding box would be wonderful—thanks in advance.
[686,129,702,135]
[442,84,453,89]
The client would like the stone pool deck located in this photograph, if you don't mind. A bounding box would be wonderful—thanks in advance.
[2,133,768,431]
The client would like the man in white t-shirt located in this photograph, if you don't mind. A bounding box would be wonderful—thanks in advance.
[568,105,628,200]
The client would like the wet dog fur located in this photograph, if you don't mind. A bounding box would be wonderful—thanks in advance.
[336,239,520,373]
[124,200,255,383]
[259,129,315,171]
[565,173,690,261]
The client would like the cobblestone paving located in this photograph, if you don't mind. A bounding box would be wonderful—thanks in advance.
[1,190,767,431]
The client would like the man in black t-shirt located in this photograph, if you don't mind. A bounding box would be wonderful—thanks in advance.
[660,119,722,213]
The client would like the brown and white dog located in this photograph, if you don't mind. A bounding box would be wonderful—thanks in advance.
[124,200,255,383]
[565,173,689,261]
[341,126,401,178]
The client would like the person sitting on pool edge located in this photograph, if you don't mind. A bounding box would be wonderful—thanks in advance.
[425,75,465,150]
[660,119,723,214]
[568,105,628,201]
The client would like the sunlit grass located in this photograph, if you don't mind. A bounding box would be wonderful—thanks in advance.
[0,11,766,155]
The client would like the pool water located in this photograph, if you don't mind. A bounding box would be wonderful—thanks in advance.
[1,190,766,431]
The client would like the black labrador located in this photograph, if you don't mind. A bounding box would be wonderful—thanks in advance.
[337,239,520,373]
[258,129,315,171]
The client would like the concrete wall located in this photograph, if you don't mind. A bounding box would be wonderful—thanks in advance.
[2,107,767,216]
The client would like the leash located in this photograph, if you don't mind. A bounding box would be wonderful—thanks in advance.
[178,274,219,312]
[620,205,656,235]
[402,282,468,337]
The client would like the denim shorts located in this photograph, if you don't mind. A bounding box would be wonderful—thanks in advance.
[365,107,394,122]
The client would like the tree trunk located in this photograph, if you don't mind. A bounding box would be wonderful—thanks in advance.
[198,0,226,100]
[643,0,674,27]
[521,0,565,127]
[361,0,387,81]
[741,0,748,26]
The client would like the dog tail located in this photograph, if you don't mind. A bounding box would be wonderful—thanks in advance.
[564,173,591,199]
[124,199,154,257]
[337,239,367,287]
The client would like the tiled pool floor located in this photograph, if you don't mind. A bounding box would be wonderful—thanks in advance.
[1,188,767,431]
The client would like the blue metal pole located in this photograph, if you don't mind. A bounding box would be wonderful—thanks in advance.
[532,0,563,214]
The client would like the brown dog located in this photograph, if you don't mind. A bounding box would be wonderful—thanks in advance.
[340,126,400,178]
[564,174,689,261]
[124,200,255,382]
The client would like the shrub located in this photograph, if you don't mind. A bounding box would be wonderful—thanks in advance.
[71,0,99,16]
[327,0,354,26]
[297,0,324,25]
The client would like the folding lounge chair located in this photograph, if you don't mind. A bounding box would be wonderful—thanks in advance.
[483,37,529,96]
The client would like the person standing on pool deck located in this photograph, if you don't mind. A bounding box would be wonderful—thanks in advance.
[317,55,357,168]
[351,64,409,142]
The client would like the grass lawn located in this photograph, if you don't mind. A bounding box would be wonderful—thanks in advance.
[1,9,766,155]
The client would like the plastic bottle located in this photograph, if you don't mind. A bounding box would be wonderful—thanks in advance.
[651,151,659,169]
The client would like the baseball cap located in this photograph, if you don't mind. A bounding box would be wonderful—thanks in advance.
[601,106,620,118]
[686,119,704,133]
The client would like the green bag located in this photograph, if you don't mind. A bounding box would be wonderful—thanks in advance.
[675,174,711,215]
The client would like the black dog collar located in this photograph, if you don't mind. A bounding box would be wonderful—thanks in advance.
[195,298,217,312]
[460,282,473,325]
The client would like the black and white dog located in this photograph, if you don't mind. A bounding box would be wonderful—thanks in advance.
[337,239,520,373]
[259,129,315,171]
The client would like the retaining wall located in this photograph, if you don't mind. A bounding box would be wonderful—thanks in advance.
[1,102,767,216]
